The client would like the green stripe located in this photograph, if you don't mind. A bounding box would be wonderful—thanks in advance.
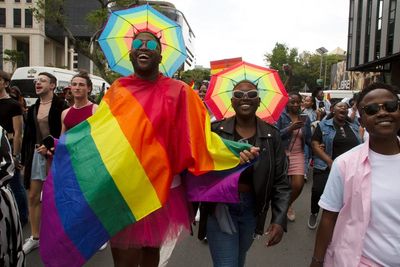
[221,138,252,157]
[65,121,136,235]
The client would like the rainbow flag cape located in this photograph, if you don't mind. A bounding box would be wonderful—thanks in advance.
[40,74,250,267]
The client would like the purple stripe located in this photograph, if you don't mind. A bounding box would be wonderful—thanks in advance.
[40,171,86,267]
[184,165,250,203]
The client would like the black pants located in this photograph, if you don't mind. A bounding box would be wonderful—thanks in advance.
[311,168,330,214]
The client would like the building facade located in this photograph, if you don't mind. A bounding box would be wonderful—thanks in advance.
[1,0,195,75]
[347,0,400,87]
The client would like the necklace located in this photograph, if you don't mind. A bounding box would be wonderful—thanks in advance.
[40,99,52,104]
[0,93,9,100]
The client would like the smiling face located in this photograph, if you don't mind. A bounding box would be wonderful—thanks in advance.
[303,96,313,109]
[129,32,162,78]
[287,94,302,114]
[231,81,260,118]
[358,88,400,139]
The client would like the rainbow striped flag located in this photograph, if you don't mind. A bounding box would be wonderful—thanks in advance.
[40,74,250,267]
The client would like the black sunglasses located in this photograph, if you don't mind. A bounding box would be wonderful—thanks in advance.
[232,90,259,99]
[361,100,400,116]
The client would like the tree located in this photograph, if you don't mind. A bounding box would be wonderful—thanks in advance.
[3,49,25,71]
[264,43,344,91]
[180,68,211,88]
[32,0,138,84]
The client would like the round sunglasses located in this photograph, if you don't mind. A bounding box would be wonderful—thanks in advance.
[132,39,158,51]
[361,100,400,116]
[232,90,259,99]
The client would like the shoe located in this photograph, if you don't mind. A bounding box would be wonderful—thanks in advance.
[308,213,318,229]
[287,207,296,222]
[99,242,107,251]
[23,236,39,254]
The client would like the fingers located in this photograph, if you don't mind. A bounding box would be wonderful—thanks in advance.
[239,147,260,164]
[265,224,283,247]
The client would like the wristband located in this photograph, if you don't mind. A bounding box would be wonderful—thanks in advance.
[13,154,21,161]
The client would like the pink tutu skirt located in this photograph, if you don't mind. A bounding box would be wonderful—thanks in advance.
[110,184,192,249]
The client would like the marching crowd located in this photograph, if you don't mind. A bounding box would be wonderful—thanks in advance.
[1,30,400,267]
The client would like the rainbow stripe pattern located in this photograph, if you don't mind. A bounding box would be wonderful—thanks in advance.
[98,4,187,77]
[205,61,288,124]
[40,74,250,267]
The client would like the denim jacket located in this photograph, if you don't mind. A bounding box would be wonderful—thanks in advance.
[275,109,312,151]
[313,118,361,170]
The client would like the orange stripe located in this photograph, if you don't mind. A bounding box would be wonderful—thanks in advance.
[103,82,171,204]
[186,87,215,171]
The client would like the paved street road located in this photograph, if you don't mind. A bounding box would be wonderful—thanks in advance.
[26,176,317,267]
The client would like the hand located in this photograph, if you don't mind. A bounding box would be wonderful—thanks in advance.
[36,145,48,156]
[318,144,325,151]
[239,147,260,164]
[289,121,304,132]
[12,155,23,170]
[264,224,284,247]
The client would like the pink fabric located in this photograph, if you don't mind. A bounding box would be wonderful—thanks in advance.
[110,184,192,248]
[358,256,383,267]
[287,129,305,175]
[324,142,372,267]
[63,104,94,130]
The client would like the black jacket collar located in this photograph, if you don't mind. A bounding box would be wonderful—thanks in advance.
[215,116,272,138]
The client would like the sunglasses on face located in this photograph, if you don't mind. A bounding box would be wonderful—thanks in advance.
[132,39,158,51]
[361,100,400,116]
[232,90,259,99]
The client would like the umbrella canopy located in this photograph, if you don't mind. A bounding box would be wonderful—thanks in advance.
[205,61,288,123]
[98,4,187,77]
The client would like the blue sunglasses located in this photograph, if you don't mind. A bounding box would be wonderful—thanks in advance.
[132,39,158,51]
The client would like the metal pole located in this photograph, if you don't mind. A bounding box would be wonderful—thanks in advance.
[324,55,327,88]
[319,55,323,79]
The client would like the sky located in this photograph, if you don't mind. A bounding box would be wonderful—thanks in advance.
[169,0,350,68]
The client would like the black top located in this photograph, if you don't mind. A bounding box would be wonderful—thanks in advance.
[0,98,22,134]
[312,122,359,160]
[233,128,256,186]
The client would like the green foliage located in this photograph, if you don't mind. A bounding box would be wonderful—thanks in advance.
[31,0,139,84]
[180,68,211,88]
[264,43,344,91]
[3,49,25,71]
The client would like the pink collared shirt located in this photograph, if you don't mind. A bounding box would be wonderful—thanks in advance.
[319,141,372,267]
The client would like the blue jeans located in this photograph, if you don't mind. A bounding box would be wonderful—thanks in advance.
[9,169,28,226]
[206,192,257,267]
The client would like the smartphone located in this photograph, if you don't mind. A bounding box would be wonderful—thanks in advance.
[299,113,308,122]
[41,135,55,151]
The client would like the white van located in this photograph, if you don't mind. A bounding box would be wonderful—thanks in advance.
[300,90,360,100]
[10,66,110,106]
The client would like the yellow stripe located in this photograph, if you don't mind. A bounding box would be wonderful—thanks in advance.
[88,102,161,220]
[203,114,241,170]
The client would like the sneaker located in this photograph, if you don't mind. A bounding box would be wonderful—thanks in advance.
[23,236,39,254]
[287,207,296,222]
[308,214,318,229]
[99,242,107,251]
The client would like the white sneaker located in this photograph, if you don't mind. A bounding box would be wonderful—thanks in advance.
[99,242,107,251]
[23,236,39,254]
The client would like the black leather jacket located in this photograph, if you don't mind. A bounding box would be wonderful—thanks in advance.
[203,116,291,235]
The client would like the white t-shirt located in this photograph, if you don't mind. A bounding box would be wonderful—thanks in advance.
[319,149,400,266]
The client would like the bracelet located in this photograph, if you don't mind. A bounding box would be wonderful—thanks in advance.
[311,256,324,264]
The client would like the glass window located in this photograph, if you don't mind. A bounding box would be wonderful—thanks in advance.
[14,8,21,28]
[387,0,397,55]
[25,9,32,28]
[0,35,3,70]
[15,0,21,2]
[26,0,32,2]
[0,8,5,27]
[375,0,383,59]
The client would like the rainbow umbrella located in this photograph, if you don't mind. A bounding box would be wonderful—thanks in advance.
[98,4,187,77]
[205,61,288,123]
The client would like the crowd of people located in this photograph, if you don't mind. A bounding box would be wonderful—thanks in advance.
[0,30,399,267]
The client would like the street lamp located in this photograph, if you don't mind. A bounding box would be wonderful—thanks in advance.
[316,47,328,87]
